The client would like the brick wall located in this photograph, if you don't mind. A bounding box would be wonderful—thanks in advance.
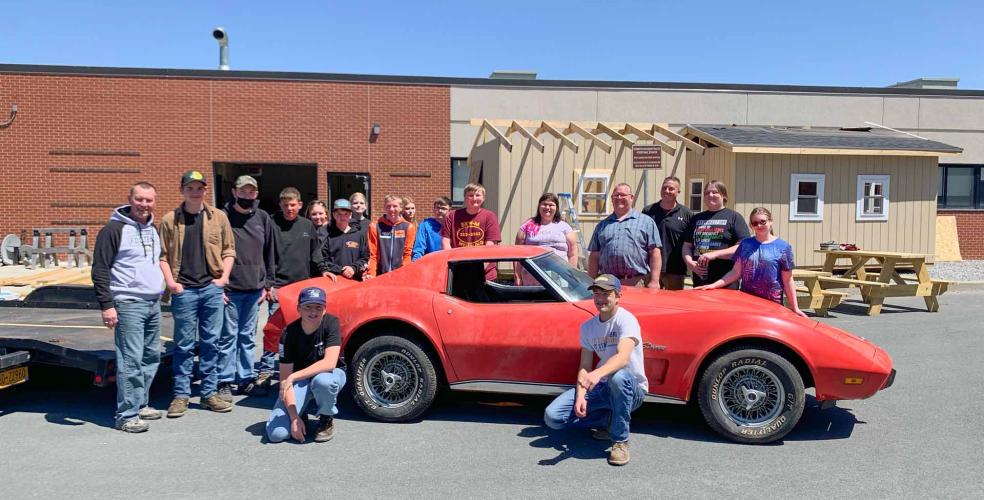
[941,210,984,259]
[0,72,449,243]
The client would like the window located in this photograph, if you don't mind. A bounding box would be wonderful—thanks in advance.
[451,158,474,207]
[789,173,825,221]
[938,164,984,209]
[448,260,559,304]
[688,178,705,212]
[856,175,890,221]
[578,173,609,216]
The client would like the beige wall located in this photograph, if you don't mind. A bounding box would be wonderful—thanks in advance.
[452,87,983,165]
[727,153,938,267]
[472,131,686,248]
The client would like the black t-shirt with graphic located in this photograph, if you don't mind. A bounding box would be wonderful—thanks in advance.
[279,314,343,373]
[683,207,751,286]
[177,209,212,288]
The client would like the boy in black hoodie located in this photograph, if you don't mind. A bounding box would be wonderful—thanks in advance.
[321,199,369,281]
[218,175,276,399]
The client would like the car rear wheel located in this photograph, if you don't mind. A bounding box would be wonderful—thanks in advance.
[350,335,438,422]
[697,348,805,444]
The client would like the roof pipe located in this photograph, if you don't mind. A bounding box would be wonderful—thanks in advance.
[212,27,229,70]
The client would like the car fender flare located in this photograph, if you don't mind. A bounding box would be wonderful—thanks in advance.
[680,332,818,402]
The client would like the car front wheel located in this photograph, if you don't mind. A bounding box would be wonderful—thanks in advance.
[697,348,805,444]
[350,335,438,422]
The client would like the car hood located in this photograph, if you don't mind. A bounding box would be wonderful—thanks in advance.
[614,287,802,315]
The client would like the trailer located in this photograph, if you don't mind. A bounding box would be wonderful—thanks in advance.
[0,285,173,390]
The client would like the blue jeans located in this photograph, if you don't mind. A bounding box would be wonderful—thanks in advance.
[170,283,224,399]
[257,299,279,375]
[266,370,347,443]
[543,368,646,442]
[218,289,262,385]
[113,298,161,426]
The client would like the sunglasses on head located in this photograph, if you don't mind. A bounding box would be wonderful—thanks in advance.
[750,220,770,227]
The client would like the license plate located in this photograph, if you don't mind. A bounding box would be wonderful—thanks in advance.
[0,366,29,389]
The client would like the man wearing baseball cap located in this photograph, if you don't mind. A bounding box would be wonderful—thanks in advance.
[159,170,236,417]
[218,175,276,399]
[265,286,346,443]
[543,274,648,466]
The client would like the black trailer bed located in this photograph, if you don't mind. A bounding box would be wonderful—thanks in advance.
[0,307,174,386]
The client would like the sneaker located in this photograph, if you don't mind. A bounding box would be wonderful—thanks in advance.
[117,418,149,433]
[591,428,610,441]
[240,378,267,397]
[138,407,163,420]
[167,398,190,418]
[202,393,233,413]
[217,383,234,403]
[256,372,275,390]
[608,441,630,466]
[314,415,335,443]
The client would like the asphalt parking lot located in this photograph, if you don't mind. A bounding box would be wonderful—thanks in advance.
[2,287,983,499]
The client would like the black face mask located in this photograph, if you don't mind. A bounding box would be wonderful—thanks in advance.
[235,197,254,210]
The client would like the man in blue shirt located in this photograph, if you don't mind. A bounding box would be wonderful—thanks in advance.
[587,183,662,289]
[411,196,451,261]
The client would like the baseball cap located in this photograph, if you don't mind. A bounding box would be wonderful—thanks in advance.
[180,170,207,187]
[332,199,353,211]
[588,274,622,293]
[298,286,327,307]
[233,175,258,189]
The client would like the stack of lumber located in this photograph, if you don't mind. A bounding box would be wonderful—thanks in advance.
[0,267,92,289]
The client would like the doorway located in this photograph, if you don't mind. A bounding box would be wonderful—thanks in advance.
[213,163,319,214]
[327,172,371,217]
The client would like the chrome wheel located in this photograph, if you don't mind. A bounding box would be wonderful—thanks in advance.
[717,365,785,426]
[362,351,419,408]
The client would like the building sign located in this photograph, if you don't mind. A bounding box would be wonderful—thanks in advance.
[632,145,661,169]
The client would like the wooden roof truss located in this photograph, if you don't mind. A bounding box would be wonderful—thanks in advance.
[470,119,704,156]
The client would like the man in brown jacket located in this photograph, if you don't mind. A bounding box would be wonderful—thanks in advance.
[159,170,236,417]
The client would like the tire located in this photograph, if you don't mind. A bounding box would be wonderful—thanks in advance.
[697,348,805,444]
[350,335,438,422]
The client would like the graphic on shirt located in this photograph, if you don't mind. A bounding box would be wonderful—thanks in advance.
[345,241,359,249]
[693,219,729,254]
[736,238,795,304]
[455,221,486,246]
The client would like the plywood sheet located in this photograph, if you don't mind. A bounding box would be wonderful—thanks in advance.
[935,216,962,262]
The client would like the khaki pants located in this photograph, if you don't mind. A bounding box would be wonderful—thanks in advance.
[660,273,686,290]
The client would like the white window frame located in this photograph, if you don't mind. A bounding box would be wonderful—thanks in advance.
[789,173,825,221]
[578,173,609,216]
[688,178,705,212]
[856,174,890,221]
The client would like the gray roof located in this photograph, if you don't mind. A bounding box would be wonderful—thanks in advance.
[689,125,963,154]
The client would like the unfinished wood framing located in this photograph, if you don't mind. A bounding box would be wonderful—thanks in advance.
[618,123,676,155]
[534,121,578,152]
[479,119,513,152]
[592,123,634,146]
[652,123,705,155]
[505,120,544,152]
[565,122,612,153]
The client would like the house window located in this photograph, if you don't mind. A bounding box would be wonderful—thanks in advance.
[789,173,825,221]
[451,158,472,207]
[688,178,705,212]
[578,173,609,215]
[938,164,983,209]
[856,175,890,221]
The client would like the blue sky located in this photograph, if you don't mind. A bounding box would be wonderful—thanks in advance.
[3,0,982,88]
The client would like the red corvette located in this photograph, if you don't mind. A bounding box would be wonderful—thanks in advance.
[264,245,895,443]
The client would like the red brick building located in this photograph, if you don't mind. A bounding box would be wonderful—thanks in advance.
[0,65,450,242]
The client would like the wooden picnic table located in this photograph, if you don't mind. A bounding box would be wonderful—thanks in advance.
[814,249,949,316]
[790,269,846,317]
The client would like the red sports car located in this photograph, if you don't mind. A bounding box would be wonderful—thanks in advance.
[264,245,895,443]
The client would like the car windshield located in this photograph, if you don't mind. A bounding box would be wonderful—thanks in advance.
[528,253,594,301]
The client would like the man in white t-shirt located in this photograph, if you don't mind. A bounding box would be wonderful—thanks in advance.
[543,274,648,466]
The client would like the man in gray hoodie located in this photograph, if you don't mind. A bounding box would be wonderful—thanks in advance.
[91,182,166,433]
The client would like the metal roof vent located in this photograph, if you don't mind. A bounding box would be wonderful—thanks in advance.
[212,27,229,70]
[888,77,958,90]
[489,70,537,80]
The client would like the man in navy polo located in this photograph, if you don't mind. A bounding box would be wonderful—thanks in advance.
[587,183,662,289]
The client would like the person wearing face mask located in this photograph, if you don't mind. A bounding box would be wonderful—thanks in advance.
[367,194,416,277]
[218,175,276,398]
[682,180,750,288]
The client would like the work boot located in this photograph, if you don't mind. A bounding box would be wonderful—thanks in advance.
[167,397,189,418]
[117,418,149,433]
[138,407,163,420]
[202,393,233,413]
[217,383,234,403]
[314,415,335,443]
[591,428,610,441]
[608,441,630,466]
[240,378,268,397]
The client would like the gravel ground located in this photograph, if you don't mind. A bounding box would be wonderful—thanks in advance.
[928,260,984,282]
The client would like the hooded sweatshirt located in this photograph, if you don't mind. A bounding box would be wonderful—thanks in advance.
[224,202,276,292]
[272,213,322,287]
[321,223,369,279]
[91,206,165,310]
[367,215,416,276]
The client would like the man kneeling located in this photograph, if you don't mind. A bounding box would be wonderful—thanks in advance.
[543,275,648,466]
[265,287,346,443]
